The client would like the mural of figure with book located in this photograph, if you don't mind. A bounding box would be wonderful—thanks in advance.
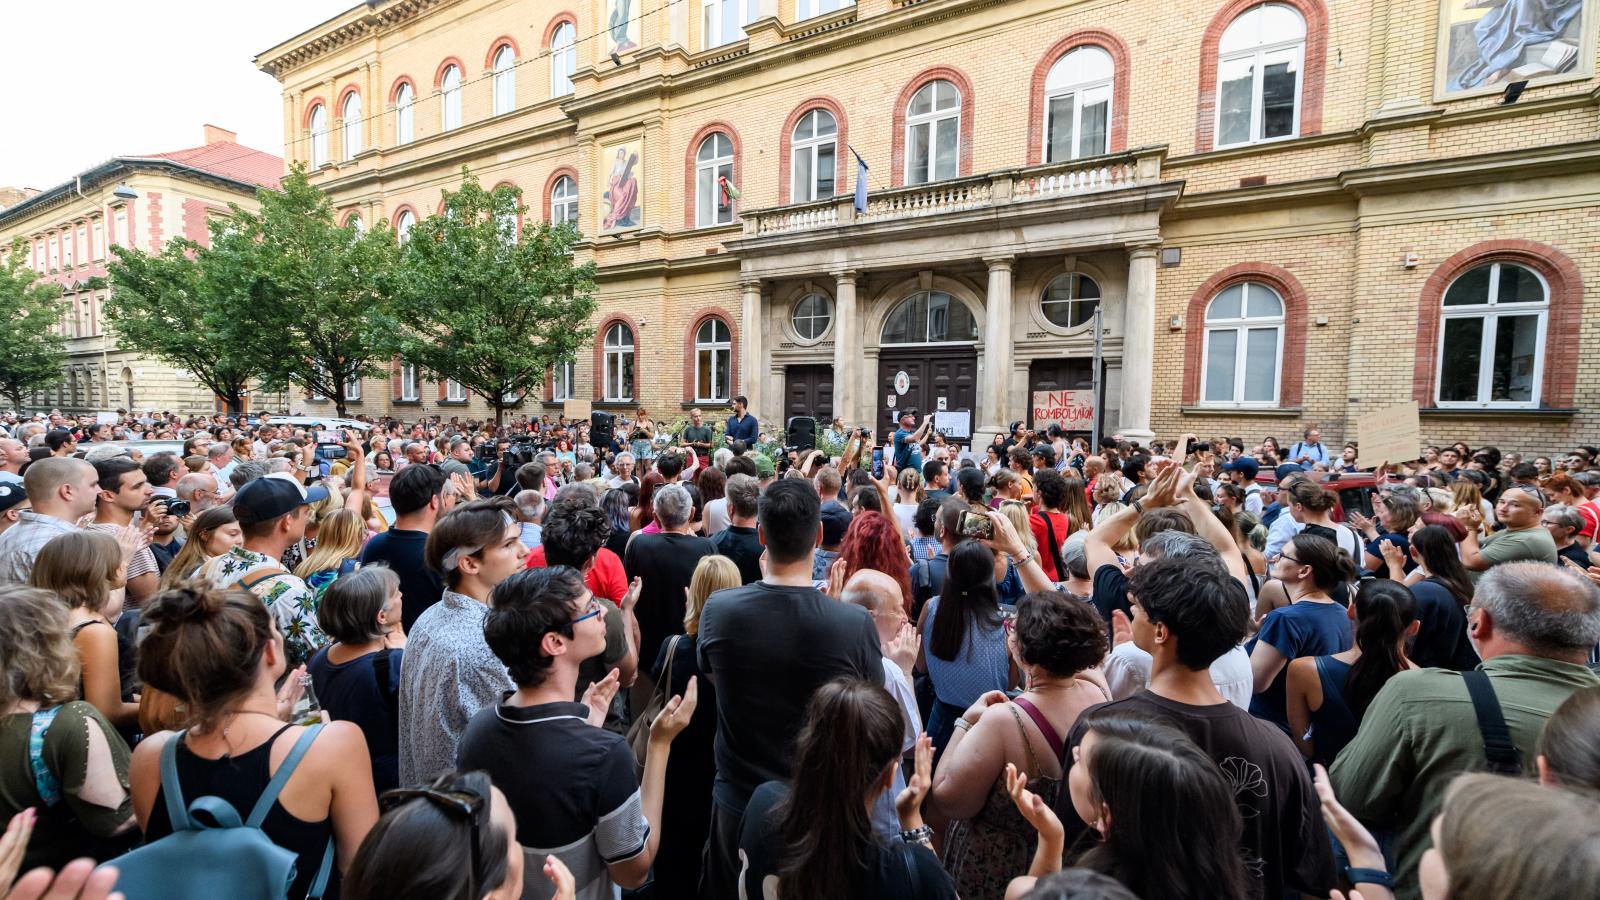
[1441,0,1590,93]
[601,141,642,232]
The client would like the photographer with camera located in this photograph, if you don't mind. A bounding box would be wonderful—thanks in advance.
[892,411,934,475]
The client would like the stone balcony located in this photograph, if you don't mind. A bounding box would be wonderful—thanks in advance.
[741,145,1170,239]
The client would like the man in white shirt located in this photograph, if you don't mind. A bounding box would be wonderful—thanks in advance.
[837,569,920,839]
[1222,456,1265,516]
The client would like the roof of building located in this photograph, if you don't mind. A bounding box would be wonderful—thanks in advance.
[142,140,285,189]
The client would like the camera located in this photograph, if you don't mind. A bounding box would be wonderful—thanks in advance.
[315,429,347,460]
[158,499,190,519]
[959,510,994,540]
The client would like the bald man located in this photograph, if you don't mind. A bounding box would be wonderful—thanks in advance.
[0,457,98,583]
[0,438,26,482]
[839,568,922,838]
[174,472,222,514]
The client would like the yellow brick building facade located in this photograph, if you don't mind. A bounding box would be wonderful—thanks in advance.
[261,0,1600,453]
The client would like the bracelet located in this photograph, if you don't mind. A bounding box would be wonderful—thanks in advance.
[1344,867,1394,889]
[1132,499,1144,513]
[899,825,934,846]
[1013,550,1034,568]
[953,717,973,732]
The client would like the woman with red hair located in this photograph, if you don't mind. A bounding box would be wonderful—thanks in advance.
[836,511,914,617]
[632,470,665,534]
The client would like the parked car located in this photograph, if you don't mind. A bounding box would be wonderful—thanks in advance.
[1254,469,1378,522]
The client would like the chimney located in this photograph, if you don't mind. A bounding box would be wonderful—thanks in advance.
[203,124,237,145]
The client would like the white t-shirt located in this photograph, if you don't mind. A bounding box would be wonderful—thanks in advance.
[703,497,730,536]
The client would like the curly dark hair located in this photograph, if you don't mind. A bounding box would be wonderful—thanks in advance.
[483,567,588,689]
[541,503,610,570]
[1013,590,1108,676]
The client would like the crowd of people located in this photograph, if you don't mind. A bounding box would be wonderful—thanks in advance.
[0,403,1596,900]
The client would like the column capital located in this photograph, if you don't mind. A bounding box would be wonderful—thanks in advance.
[830,268,859,284]
[983,255,1016,270]
[1128,243,1162,260]
[738,277,762,293]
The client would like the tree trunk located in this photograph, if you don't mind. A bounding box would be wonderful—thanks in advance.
[493,400,505,428]
[334,382,348,418]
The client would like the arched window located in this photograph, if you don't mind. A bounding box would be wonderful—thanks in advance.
[551,23,576,97]
[603,323,635,401]
[1435,262,1547,407]
[1040,273,1101,329]
[346,213,365,235]
[550,175,578,225]
[440,64,462,131]
[694,318,733,402]
[791,109,837,202]
[792,293,833,341]
[695,133,735,228]
[905,80,960,185]
[491,46,516,115]
[881,291,977,344]
[341,92,363,158]
[1201,282,1284,405]
[1216,3,1305,147]
[394,210,416,243]
[395,83,415,145]
[308,104,329,168]
[1044,47,1113,161]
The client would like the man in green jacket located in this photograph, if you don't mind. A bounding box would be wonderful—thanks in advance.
[1330,562,1600,899]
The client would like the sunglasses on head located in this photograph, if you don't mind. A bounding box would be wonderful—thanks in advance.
[379,785,486,897]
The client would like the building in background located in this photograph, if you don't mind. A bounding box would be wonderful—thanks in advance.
[0,126,284,415]
[258,0,1600,451]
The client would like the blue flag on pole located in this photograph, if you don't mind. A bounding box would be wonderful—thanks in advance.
[852,147,869,213]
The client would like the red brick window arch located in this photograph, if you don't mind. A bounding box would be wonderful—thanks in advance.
[390,77,417,145]
[1181,263,1309,408]
[543,166,579,224]
[304,100,330,168]
[778,98,849,205]
[1195,0,1326,152]
[1414,241,1583,409]
[594,315,640,402]
[685,122,741,229]
[891,66,975,187]
[1028,31,1131,165]
[683,309,740,403]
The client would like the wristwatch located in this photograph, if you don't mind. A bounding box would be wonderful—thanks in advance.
[899,825,934,846]
[1344,867,1394,889]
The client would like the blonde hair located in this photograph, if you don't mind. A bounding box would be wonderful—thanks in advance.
[0,586,80,710]
[684,555,741,635]
[160,506,239,591]
[1450,479,1482,512]
[30,530,121,612]
[1092,501,1140,553]
[1437,774,1600,899]
[896,468,924,505]
[296,508,367,579]
[1000,502,1037,555]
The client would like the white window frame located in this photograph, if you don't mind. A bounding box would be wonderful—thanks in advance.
[1214,3,1305,149]
[394,210,415,243]
[447,379,468,402]
[91,221,104,260]
[62,229,74,270]
[395,83,415,145]
[400,364,419,401]
[309,104,329,167]
[880,291,979,347]
[346,375,362,401]
[550,175,578,225]
[791,109,838,202]
[552,359,575,401]
[694,318,733,403]
[904,80,961,186]
[791,293,833,342]
[551,23,576,97]
[492,46,516,115]
[797,0,853,19]
[341,92,363,158]
[703,0,757,50]
[113,211,127,251]
[48,235,59,271]
[347,214,365,235]
[1198,282,1285,407]
[603,323,635,402]
[1039,272,1102,330]
[1433,262,1548,410]
[1043,47,1115,162]
[440,65,462,131]
[695,133,735,228]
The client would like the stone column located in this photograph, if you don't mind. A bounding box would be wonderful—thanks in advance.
[740,278,764,421]
[979,256,1014,437]
[832,270,859,423]
[1118,245,1159,445]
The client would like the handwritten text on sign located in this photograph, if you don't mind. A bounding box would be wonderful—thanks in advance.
[1032,390,1096,430]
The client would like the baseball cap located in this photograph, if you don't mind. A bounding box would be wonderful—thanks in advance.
[1274,462,1306,482]
[0,481,26,514]
[820,500,853,547]
[232,473,330,526]
[751,453,776,478]
[1222,457,1260,479]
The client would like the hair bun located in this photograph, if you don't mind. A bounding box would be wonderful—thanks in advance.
[152,583,221,624]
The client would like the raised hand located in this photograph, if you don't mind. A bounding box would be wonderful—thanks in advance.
[649,676,699,743]
[622,577,643,616]
[0,809,37,894]
[545,855,576,900]
[1005,763,1064,846]
[581,668,620,727]
[6,858,122,900]
[1110,609,1134,647]
[894,733,934,828]
[1312,764,1386,874]
[884,622,920,677]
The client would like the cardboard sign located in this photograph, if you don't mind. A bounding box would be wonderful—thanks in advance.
[1031,390,1095,430]
[1356,401,1421,468]
[934,410,971,440]
[562,400,592,421]
[95,412,119,426]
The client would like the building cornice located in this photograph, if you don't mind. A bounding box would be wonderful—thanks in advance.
[255,0,452,78]
[0,159,262,231]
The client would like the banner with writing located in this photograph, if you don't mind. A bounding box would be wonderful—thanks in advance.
[1356,401,1421,469]
[1031,390,1095,430]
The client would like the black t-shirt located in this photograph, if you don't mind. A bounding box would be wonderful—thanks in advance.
[456,698,647,898]
[623,532,717,674]
[738,781,956,900]
[1408,578,1479,671]
[709,525,764,585]
[697,581,883,811]
[1558,541,1591,571]
[1062,692,1335,898]
[359,529,443,632]
[1090,563,1131,624]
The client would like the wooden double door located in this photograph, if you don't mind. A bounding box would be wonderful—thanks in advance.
[876,347,978,435]
[785,364,834,425]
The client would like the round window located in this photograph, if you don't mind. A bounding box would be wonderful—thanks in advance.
[1041,273,1101,328]
[792,293,833,341]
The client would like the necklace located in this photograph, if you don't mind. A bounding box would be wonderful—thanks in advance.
[217,708,284,754]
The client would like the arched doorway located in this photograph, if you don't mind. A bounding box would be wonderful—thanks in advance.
[876,290,979,432]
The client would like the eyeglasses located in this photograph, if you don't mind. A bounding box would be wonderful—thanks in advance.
[1277,552,1303,565]
[379,786,485,897]
[568,598,604,627]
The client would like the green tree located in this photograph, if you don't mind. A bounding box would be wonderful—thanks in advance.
[392,169,597,425]
[106,240,260,414]
[0,239,67,411]
[210,166,400,417]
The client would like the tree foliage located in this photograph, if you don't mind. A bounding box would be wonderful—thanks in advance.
[209,165,401,417]
[106,239,260,413]
[0,239,67,411]
[390,169,597,424]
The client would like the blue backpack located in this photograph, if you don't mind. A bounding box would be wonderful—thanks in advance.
[103,725,335,900]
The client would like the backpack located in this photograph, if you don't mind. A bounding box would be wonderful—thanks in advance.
[104,725,335,900]
[910,555,948,623]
